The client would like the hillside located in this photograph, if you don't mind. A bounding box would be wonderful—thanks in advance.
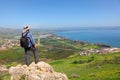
[49,52,120,80]
[0,35,101,65]
[0,35,120,80]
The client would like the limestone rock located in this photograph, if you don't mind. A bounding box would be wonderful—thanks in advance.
[9,61,68,80]
[0,65,8,73]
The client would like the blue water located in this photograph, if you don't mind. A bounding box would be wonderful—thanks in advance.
[54,29,120,48]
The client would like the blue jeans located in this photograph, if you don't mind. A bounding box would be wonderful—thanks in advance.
[24,47,38,66]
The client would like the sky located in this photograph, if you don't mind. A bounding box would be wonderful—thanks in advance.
[0,0,120,28]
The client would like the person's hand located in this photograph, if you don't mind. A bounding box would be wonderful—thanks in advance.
[34,44,36,48]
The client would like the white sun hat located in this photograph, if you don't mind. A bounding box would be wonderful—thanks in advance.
[22,26,30,33]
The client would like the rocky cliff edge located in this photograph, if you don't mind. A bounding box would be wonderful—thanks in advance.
[9,61,68,80]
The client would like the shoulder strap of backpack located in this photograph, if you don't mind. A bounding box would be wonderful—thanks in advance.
[22,32,29,38]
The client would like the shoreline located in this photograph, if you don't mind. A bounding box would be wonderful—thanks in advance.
[53,30,120,48]
[50,33,120,54]
[51,33,112,48]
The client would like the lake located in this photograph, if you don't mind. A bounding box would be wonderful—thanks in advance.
[54,29,120,48]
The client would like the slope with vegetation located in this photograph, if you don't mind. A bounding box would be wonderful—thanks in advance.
[0,36,120,80]
[49,52,120,80]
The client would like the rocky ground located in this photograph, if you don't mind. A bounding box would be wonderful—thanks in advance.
[0,61,68,80]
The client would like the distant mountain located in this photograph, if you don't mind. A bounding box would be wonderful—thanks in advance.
[0,27,56,39]
[0,27,20,38]
[0,27,20,33]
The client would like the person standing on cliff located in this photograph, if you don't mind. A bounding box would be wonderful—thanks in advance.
[20,26,38,66]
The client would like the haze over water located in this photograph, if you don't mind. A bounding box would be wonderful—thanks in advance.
[55,28,120,48]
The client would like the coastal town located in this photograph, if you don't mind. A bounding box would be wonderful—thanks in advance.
[0,39,19,50]
[79,48,120,56]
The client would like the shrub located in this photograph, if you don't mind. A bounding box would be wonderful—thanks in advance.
[87,56,95,63]
[72,60,79,64]
[72,60,86,64]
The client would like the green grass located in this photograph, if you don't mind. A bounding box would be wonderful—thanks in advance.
[49,52,120,80]
[0,47,25,67]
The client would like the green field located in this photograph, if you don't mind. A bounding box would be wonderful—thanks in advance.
[0,37,120,80]
[49,52,120,80]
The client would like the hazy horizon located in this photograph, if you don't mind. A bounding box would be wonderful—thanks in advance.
[0,26,120,30]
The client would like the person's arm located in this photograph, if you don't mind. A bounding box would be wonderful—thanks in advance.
[29,32,36,48]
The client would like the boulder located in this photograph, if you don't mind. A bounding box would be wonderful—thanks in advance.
[9,61,68,80]
[0,65,8,73]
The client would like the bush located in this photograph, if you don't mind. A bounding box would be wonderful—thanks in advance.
[72,60,79,64]
[87,56,95,63]
[72,60,86,64]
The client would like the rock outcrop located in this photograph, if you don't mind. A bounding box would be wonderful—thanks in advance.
[9,61,68,80]
[0,65,8,73]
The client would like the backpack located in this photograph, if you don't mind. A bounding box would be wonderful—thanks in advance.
[20,33,29,48]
